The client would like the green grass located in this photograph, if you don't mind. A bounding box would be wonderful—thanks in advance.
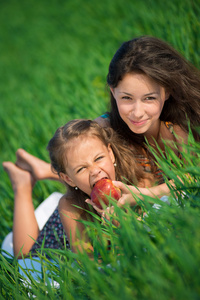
[0,0,200,298]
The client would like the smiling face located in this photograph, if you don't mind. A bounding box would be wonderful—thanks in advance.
[60,135,116,196]
[111,73,169,139]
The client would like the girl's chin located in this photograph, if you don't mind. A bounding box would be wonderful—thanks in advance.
[128,126,147,135]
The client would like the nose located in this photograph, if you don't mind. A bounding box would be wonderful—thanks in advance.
[90,165,101,177]
[132,101,144,119]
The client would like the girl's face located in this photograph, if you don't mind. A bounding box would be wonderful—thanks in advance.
[111,73,169,139]
[60,135,116,196]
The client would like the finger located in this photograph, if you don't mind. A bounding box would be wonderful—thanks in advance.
[85,199,104,214]
[85,199,93,205]
[117,194,137,207]
[112,181,124,189]
[117,196,126,207]
[112,181,130,193]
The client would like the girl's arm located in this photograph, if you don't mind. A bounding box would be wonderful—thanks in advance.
[58,195,93,254]
[112,181,171,206]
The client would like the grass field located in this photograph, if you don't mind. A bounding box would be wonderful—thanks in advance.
[0,0,200,298]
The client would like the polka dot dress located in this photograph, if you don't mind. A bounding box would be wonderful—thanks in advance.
[30,207,70,255]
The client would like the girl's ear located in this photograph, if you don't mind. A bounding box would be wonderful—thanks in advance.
[59,172,76,187]
[165,90,170,101]
[110,87,115,97]
[108,143,115,164]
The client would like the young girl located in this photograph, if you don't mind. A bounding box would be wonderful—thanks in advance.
[2,119,153,256]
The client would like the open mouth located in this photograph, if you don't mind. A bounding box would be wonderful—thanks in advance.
[92,177,108,188]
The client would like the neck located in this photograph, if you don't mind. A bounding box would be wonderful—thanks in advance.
[145,120,162,147]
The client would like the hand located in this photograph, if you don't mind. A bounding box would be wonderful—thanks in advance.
[85,199,119,226]
[112,181,142,207]
[85,198,104,216]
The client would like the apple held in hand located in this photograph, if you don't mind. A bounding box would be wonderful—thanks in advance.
[90,178,121,209]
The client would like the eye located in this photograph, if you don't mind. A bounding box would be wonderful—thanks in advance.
[122,96,132,100]
[95,155,104,162]
[145,96,156,101]
[76,167,85,174]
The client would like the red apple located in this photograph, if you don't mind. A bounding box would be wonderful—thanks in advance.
[90,178,121,209]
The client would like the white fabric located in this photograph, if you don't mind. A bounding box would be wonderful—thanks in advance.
[34,192,63,230]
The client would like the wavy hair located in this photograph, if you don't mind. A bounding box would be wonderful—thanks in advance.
[107,36,200,143]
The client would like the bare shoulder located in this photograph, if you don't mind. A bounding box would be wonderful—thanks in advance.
[94,116,110,128]
[162,122,188,144]
[173,125,188,143]
[58,194,82,218]
[58,195,69,210]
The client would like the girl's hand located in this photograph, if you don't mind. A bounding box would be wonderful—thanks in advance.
[112,181,139,206]
[86,182,140,211]
[85,198,114,219]
[85,198,104,216]
[85,199,119,226]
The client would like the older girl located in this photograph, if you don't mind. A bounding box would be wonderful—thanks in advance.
[96,35,200,202]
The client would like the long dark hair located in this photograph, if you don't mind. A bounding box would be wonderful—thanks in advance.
[107,36,200,143]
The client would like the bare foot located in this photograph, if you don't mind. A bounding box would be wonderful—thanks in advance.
[15,148,56,181]
[2,161,35,192]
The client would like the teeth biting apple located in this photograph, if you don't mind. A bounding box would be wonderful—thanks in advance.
[90,178,121,209]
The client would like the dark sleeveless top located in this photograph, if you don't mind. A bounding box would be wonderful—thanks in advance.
[30,208,70,256]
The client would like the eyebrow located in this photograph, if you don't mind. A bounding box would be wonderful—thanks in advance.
[144,92,159,96]
[72,151,105,172]
[119,92,133,96]
[119,92,159,96]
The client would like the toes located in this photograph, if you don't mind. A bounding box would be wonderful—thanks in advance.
[16,148,25,158]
